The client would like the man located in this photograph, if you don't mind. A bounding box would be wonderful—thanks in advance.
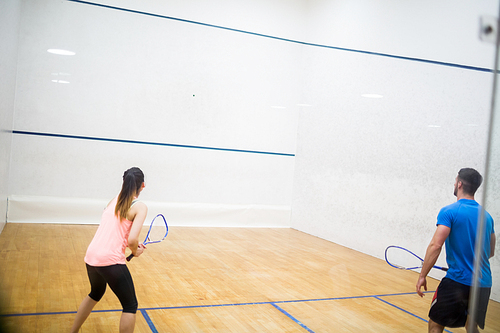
[416,168,496,333]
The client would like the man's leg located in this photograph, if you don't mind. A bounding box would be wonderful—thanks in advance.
[428,319,445,333]
[465,317,479,333]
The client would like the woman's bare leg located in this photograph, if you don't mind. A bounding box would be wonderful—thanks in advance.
[70,296,98,333]
[119,312,136,333]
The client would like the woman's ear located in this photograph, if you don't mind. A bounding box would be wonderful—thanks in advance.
[136,182,145,196]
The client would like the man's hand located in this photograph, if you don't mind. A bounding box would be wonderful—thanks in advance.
[416,276,427,297]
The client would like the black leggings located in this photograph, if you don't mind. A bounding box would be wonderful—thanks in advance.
[86,264,138,314]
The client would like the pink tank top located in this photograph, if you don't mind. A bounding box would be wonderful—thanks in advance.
[84,196,134,266]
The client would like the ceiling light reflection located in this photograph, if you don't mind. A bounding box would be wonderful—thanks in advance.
[362,94,383,98]
[47,49,76,56]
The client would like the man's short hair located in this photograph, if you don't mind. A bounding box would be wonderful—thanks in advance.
[458,168,483,195]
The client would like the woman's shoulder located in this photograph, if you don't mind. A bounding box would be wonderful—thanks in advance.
[104,196,119,210]
[131,199,147,207]
[126,200,147,222]
[130,200,148,213]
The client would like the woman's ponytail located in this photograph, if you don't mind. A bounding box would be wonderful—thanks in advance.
[115,167,144,220]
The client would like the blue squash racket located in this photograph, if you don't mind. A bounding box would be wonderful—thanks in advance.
[385,245,448,271]
[127,214,168,261]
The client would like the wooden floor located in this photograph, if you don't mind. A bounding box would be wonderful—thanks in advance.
[0,223,499,332]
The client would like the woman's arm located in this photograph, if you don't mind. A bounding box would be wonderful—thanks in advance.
[127,202,148,257]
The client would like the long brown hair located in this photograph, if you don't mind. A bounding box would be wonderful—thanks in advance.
[115,167,144,221]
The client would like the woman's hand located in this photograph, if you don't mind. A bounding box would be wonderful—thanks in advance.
[134,244,146,258]
[133,243,146,258]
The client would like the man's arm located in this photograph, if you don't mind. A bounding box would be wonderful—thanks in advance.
[416,224,450,297]
[491,233,496,258]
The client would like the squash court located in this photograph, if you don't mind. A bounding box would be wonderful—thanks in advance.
[1,224,499,332]
[2,0,500,332]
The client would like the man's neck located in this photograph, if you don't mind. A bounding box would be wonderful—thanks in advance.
[457,193,475,201]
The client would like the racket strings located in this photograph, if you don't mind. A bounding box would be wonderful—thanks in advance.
[128,214,168,261]
[147,225,167,242]
[144,214,168,244]
[385,246,423,270]
[385,246,448,271]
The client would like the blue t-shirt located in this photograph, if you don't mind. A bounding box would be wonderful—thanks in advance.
[437,199,495,287]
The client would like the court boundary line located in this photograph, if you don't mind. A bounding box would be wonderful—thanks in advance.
[271,303,315,333]
[1,290,433,317]
[11,130,295,157]
[139,309,158,333]
[0,291,445,332]
[375,296,453,333]
[67,0,493,73]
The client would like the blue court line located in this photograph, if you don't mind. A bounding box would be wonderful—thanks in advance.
[1,291,434,317]
[68,0,493,73]
[2,308,122,317]
[140,309,158,333]
[137,291,434,312]
[271,303,315,333]
[12,130,295,157]
[1,292,438,332]
[375,296,453,333]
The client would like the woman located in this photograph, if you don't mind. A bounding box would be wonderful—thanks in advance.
[71,167,148,333]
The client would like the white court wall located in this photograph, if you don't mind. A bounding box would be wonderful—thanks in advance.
[0,0,21,232]
[484,50,500,303]
[8,0,305,227]
[6,0,500,301]
[291,0,500,300]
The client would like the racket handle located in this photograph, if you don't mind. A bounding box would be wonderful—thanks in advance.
[126,253,134,261]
